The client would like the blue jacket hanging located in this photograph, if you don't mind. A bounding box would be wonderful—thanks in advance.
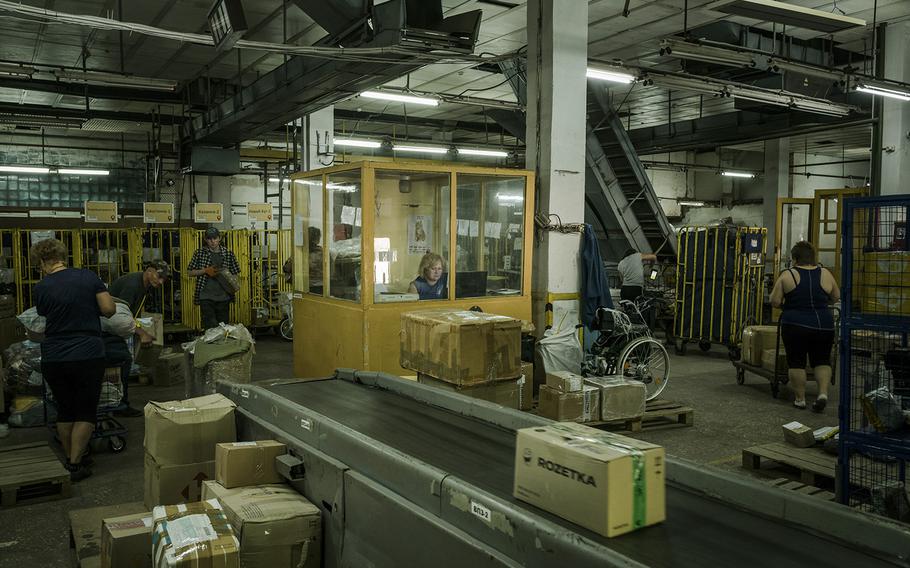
[581,223,613,328]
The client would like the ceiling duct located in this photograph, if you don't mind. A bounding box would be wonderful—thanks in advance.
[706,0,866,33]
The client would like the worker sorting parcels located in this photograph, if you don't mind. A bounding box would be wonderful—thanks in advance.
[617,248,658,302]
[770,241,840,412]
[187,226,241,329]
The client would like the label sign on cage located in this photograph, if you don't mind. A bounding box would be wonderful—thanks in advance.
[247,203,273,223]
[194,203,223,223]
[84,201,118,223]
[144,202,174,223]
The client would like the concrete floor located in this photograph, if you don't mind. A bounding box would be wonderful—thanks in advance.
[0,336,840,567]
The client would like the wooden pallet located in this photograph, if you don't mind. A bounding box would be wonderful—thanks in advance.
[588,399,695,433]
[742,442,836,486]
[767,477,835,501]
[0,442,71,508]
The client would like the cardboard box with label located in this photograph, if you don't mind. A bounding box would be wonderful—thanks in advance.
[583,377,646,422]
[400,310,521,386]
[144,393,236,465]
[519,362,533,411]
[537,384,600,423]
[417,373,521,410]
[545,371,585,393]
[782,421,816,448]
[101,511,153,568]
[144,453,216,509]
[513,423,665,538]
[216,441,287,489]
[154,351,187,387]
[202,481,321,568]
[741,325,779,366]
[152,499,239,568]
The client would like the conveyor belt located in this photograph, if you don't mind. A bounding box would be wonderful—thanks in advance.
[266,380,898,568]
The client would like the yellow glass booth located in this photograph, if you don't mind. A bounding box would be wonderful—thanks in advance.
[291,161,535,377]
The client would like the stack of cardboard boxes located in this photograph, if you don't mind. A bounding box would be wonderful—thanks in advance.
[538,371,646,423]
[402,310,533,410]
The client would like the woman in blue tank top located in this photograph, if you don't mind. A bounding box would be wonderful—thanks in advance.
[408,252,448,300]
[770,241,840,412]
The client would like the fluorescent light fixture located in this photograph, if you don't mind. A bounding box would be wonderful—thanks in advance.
[0,63,37,78]
[30,210,81,218]
[57,168,110,176]
[54,69,177,92]
[457,148,509,158]
[361,90,439,106]
[335,138,381,149]
[496,194,524,203]
[706,0,865,34]
[393,145,449,154]
[268,177,291,183]
[767,59,844,82]
[586,68,635,84]
[855,84,910,102]
[0,165,50,174]
[678,200,706,207]
[721,171,755,178]
[327,183,357,192]
[660,38,756,68]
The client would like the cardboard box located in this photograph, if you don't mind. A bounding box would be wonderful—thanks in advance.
[813,426,839,441]
[519,362,533,411]
[583,377,646,422]
[545,371,584,393]
[400,310,521,386]
[761,348,787,372]
[0,294,15,318]
[70,502,147,568]
[144,453,216,508]
[151,351,186,387]
[152,499,239,568]
[417,373,521,409]
[139,311,164,346]
[538,384,599,423]
[101,511,153,568]
[513,423,665,538]
[144,393,236,465]
[741,325,779,366]
[216,441,287,489]
[782,421,816,448]
[202,481,321,568]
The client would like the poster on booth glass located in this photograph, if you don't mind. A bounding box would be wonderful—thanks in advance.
[194,203,223,223]
[144,202,174,223]
[84,201,118,223]
[408,215,432,255]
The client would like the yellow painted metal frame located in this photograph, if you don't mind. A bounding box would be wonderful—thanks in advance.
[811,188,868,285]
[290,160,535,377]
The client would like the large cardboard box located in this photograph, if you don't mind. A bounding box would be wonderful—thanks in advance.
[583,377,646,422]
[417,373,521,409]
[202,481,321,568]
[538,384,599,423]
[400,310,521,386]
[144,453,216,508]
[782,421,816,448]
[154,351,187,387]
[216,441,287,489]
[519,362,533,411]
[513,423,665,538]
[741,325,779,366]
[101,511,153,568]
[545,371,584,393]
[152,499,239,568]
[144,394,236,465]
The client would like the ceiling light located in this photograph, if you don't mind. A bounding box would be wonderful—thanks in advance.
[457,148,509,157]
[678,200,706,207]
[335,138,381,148]
[393,145,449,154]
[54,69,177,92]
[0,63,37,78]
[0,165,50,174]
[496,194,524,202]
[721,171,755,178]
[855,84,910,102]
[706,0,865,34]
[57,168,110,176]
[586,68,635,84]
[361,90,439,106]
[766,59,844,82]
[660,38,756,68]
[268,177,291,183]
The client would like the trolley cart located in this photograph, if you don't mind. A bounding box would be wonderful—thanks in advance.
[43,370,128,454]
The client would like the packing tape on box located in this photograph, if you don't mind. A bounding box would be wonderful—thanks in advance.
[550,424,647,529]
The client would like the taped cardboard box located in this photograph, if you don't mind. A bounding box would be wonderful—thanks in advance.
[741,325,779,366]
[545,371,584,393]
[144,453,216,509]
[152,499,239,568]
[144,393,236,465]
[101,511,153,568]
[400,310,521,386]
[520,361,533,411]
[417,373,520,410]
[514,423,665,538]
[202,481,321,568]
[782,421,816,448]
[154,351,187,387]
[583,377,646,422]
[215,441,287,489]
[537,384,599,423]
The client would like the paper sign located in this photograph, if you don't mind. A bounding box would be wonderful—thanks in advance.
[484,222,501,239]
[340,205,356,225]
[294,215,306,247]
[469,220,479,237]
[457,219,470,236]
[144,202,174,223]
[30,230,54,245]
[408,214,432,255]
[355,207,362,227]
[247,202,273,222]
[84,201,118,223]
[194,203,223,223]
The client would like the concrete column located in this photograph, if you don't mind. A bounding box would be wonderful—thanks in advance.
[762,138,790,267]
[304,106,334,171]
[879,22,910,195]
[526,0,588,333]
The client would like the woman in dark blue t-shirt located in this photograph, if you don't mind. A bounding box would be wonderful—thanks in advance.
[31,238,116,481]
[408,252,448,300]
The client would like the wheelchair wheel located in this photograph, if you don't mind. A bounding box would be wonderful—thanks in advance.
[618,336,670,401]
[279,317,293,341]
[109,435,126,453]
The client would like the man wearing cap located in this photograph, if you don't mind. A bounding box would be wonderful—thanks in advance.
[187,227,241,329]
[107,260,171,417]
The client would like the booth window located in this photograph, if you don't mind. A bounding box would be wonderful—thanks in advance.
[373,170,451,302]
[327,171,362,302]
[292,177,325,295]
[455,174,525,298]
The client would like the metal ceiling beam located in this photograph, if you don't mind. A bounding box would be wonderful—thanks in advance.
[0,102,184,125]
[332,108,510,137]
[0,77,183,103]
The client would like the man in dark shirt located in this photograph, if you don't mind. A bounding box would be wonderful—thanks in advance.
[106,260,170,417]
[187,227,241,329]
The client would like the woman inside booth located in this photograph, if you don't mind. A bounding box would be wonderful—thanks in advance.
[408,252,448,300]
